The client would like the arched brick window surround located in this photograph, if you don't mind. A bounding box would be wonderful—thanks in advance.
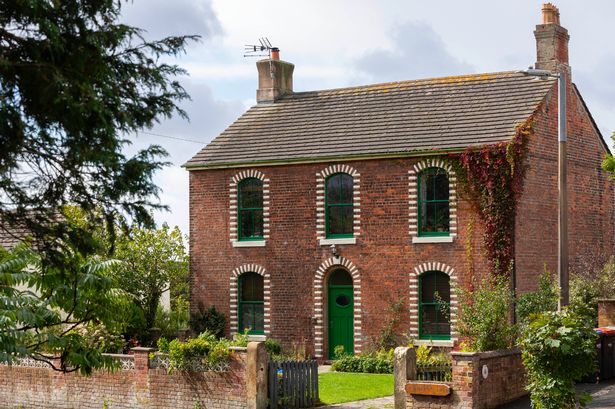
[313,256,362,359]
[408,159,457,238]
[409,262,458,340]
[229,170,270,243]
[316,165,361,241]
[230,264,271,336]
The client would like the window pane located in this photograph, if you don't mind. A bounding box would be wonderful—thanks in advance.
[423,172,436,201]
[421,274,436,303]
[421,305,438,335]
[326,175,341,203]
[420,202,437,233]
[241,304,253,332]
[253,304,264,332]
[328,205,353,235]
[434,274,451,301]
[434,173,449,200]
[241,272,264,301]
[434,202,450,232]
[240,179,263,208]
[329,269,352,286]
[340,174,353,203]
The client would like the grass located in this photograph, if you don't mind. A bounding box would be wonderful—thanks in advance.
[318,372,394,405]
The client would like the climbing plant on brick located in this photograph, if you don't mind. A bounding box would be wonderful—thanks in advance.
[453,118,533,275]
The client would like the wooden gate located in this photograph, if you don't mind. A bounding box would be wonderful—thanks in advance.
[268,360,319,408]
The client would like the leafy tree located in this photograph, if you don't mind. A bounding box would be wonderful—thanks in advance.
[0,242,126,374]
[0,1,196,372]
[112,223,188,332]
[601,132,615,179]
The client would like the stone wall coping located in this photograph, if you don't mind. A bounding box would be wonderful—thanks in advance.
[451,347,521,360]
[130,347,155,353]
[229,346,248,352]
[102,353,135,359]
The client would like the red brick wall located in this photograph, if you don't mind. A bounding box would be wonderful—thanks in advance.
[190,158,489,357]
[398,348,525,409]
[515,77,614,293]
[0,350,249,409]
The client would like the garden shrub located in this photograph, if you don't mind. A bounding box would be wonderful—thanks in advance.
[331,347,394,374]
[516,268,558,326]
[189,303,226,339]
[519,308,597,409]
[414,344,450,367]
[265,338,282,356]
[570,257,615,325]
[456,275,516,352]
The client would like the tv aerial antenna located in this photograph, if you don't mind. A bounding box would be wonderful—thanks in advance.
[244,37,278,58]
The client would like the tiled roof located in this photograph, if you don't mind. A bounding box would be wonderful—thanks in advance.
[185,71,556,168]
[0,224,29,250]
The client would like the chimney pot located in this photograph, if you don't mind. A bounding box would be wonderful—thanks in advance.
[541,3,560,25]
[270,47,280,61]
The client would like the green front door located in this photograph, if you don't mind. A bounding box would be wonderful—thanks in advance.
[328,269,354,359]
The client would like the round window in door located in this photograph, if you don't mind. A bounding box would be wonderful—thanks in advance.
[328,269,354,359]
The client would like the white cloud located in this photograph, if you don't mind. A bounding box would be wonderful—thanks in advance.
[353,21,474,83]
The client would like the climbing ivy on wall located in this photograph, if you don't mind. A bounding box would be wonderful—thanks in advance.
[452,117,534,276]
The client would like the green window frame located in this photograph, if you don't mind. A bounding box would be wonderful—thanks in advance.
[325,173,354,238]
[238,272,264,335]
[418,271,451,340]
[238,178,264,241]
[418,167,450,236]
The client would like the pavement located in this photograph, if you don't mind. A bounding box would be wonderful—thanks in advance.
[498,379,615,409]
[319,396,394,409]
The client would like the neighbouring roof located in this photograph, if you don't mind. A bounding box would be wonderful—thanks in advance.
[0,224,29,250]
[185,71,557,169]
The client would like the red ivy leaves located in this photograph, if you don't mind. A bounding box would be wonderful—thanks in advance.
[454,118,533,276]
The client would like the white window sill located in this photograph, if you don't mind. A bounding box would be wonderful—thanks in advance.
[414,339,454,348]
[232,240,266,248]
[319,237,357,245]
[247,335,266,342]
[412,236,454,244]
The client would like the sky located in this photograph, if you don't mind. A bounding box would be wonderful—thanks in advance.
[120,0,615,234]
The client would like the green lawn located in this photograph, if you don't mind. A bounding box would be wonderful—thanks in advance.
[318,372,394,405]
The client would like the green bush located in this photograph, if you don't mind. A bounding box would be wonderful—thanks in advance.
[519,308,597,409]
[570,258,615,325]
[265,338,282,356]
[189,303,226,339]
[516,269,558,326]
[456,275,516,352]
[331,348,394,374]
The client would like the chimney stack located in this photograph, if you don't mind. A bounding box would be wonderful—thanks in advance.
[256,49,294,103]
[534,3,570,72]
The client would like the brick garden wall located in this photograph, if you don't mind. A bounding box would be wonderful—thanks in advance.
[0,344,267,409]
[395,347,525,409]
[515,76,614,294]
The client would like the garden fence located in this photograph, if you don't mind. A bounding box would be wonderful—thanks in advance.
[416,362,453,382]
[268,360,318,408]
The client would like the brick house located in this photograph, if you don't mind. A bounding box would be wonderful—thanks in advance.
[185,4,613,359]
